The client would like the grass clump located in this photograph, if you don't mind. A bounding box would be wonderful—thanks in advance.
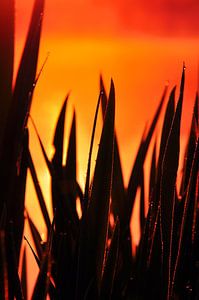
[0,0,199,299]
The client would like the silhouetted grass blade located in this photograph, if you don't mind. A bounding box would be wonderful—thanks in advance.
[76,80,115,299]
[2,0,45,175]
[24,235,56,299]
[0,0,14,150]
[171,138,199,297]
[194,93,198,125]
[6,222,24,300]
[100,220,120,299]
[24,236,41,267]
[140,167,145,234]
[12,0,44,125]
[0,231,9,300]
[52,97,68,173]
[21,248,27,300]
[27,149,51,232]
[100,75,108,119]
[0,204,7,230]
[55,231,77,299]
[13,128,29,262]
[160,66,185,299]
[84,92,102,211]
[32,223,53,300]
[127,85,167,223]
[111,135,126,227]
[180,93,198,195]
[146,87,175,268]
[0,0,45,270]
[52,110,80,235]
[27,214,43,259]
[158,87,176,176]
[100,77,125,224]
[149,141,157,199]
[63,111,79,223]
[65,110,76,179]
[30,116,53,174]
[146,87,175,263]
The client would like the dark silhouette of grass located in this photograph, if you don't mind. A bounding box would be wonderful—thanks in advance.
[0,0,198,299]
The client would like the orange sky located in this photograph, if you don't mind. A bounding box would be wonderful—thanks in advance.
[14,1,199,296]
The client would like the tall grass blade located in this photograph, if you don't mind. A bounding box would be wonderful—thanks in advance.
[100,75,108,118]
[160,66,185,299]
[76,80,115,299]
[180,93,198,195]
[27,149,51,232]
[111,136,126,225]
[27,214,43,259]
[100,77,125,225]
[149,141,156,199]
[13,129,29,262]
[63,111,79,223]
[31,220,53,300]
[24,236,41,268]
[140,167,145,234]
[0,231,9,300]
[147,87,175,263]
[171,138,199,297]
[52,97,68,173]
[0,0,14,150]
[100,220,120,299]
[6,223,24,300]
[84,92,102,210]
[29,116,52,174]
[1,0,45,192]
[21,248,27,300]
[127,86,167,223]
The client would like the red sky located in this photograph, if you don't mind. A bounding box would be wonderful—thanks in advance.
[16,0,199,37]
[14,1,199,296]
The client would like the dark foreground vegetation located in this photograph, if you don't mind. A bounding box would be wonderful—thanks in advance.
[0,0,198,299]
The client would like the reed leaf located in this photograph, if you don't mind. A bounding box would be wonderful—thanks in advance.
[127,85,167,224]
[160,66,185,299]
[76,80,115,299]
[100,220,120,300]
[0,0,14,150]
[21,248,27,300]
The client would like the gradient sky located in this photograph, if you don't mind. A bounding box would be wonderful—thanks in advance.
[16,0,199,37]
[14,1,199,295]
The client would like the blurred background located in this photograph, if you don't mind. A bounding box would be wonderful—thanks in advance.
[14,0,199,295]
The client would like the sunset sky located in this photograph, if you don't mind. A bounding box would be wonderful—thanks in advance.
[13,1,199,295]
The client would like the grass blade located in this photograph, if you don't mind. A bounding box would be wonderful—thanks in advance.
[180,93,198,195]
[100,75,108,118]
[149,141,157,199]
[100,77,126,225]
[27,149,51,232]
[100,220,120,299]
[171,138,199,297]
[0,0,14,150]
[0,231,9,300]
[63,111,79,223]
[32,220,53,300]
[21,248,27,300]
[140,167,145,234]
[52,97,68,173]
[84,92,102,210]
[127,85,167,223]
[27,214,43,259]
[160,66,185,299]
[76,80,115,299]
